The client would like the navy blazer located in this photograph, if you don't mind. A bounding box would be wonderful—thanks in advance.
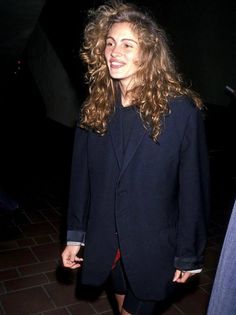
[66,96,209,300]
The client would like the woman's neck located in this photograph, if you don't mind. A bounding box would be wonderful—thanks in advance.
[121,95,132,107]
[120,84,132,107]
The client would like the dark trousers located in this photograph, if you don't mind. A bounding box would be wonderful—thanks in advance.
[110,259,158,315]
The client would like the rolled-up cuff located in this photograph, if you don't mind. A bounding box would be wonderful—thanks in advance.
[187,269,202,274]
[67,230,86,244]
[67,241,85,246]
[174,256,204,270]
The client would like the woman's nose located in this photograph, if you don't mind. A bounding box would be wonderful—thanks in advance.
[111,45,122,56]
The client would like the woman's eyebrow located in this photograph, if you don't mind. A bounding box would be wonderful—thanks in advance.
[106,36,138,44]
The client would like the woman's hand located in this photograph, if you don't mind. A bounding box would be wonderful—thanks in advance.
[61,245,83,269]
[172,269,194,283]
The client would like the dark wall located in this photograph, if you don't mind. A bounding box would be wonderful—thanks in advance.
[1,0,236,107]
[39,0,236,107]
[0,0,46,88]
[151,0,236,106]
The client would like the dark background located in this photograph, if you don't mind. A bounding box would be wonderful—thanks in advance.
[0,0,235,224]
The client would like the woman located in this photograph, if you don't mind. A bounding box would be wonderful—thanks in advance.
[62,1,209,314]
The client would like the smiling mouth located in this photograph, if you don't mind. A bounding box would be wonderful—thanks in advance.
[110,61,125,69]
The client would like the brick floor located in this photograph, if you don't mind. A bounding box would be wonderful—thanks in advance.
[0,196,231,315]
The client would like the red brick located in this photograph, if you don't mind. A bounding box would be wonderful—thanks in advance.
[19,222,57,237]
[50,221,61,233]
[0,287,54,315]
[0,240,18,251]
[19,261,57,276]
[5,273,48,291]
[0,248,37,269]
[41,209,61,221]
[0,269,19,281]
[0,282,5,294]
[25,209,46,223]
[45,271,57,282]
[174,288,210,315]
[44,282,79,307]
[51,234,59,242]
[16,238,35,247]
[43,308,69,315]
[200,283,213,295]
[34,235,53,244]
[204,247,221,270]
[196,272,212,285]
[0,305,4,315]
[90,297,111,313]
[31,242,60,261]
[161,305,183,315]
[68,302,96,315]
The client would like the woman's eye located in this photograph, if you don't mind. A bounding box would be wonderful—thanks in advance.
[124,43,132,48]
[106,42,113,47]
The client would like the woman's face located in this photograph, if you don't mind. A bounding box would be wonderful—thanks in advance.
[105,22,141,90]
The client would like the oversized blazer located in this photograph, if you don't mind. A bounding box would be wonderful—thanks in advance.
[66,96,210,301]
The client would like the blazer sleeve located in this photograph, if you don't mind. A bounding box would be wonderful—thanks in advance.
[175,107,210,270]
[66,127,90,244]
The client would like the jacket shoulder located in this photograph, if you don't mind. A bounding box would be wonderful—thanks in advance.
[168,96,204,123]
[169,96,197,113]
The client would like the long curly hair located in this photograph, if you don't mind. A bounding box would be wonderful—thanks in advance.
[79,1,203,141]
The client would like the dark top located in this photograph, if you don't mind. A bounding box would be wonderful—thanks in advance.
[119,104,136,155]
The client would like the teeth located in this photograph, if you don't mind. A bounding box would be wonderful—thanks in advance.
[111,62,122,66]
